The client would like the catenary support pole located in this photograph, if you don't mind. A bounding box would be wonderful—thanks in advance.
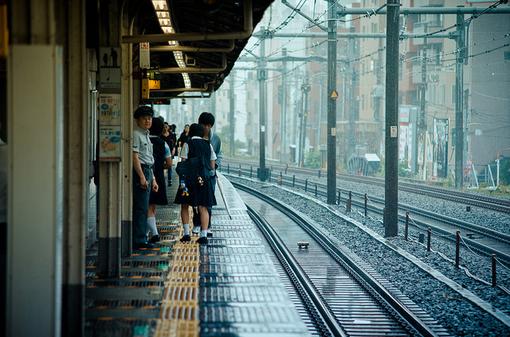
[299,79,310,167]
[258,29,268,181]
[348,28,356,161]
[229,72,235,156]
[384,0,400,237]
[326,0,337,204]
[280,48,288,161]
[418,24,427,177]
[455,12,465,189]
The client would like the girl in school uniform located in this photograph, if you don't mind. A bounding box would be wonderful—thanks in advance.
[174,123,217,244]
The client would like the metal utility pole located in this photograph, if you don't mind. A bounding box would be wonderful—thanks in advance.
[258,28,269,180]
[280,48,288,161]
[299,79,311,167]
[229,72,235,156]
[455,13,465,189]
[384,0,400,237]
[416,24,428,176]
[348,29,356,160]
[326,0,337,204]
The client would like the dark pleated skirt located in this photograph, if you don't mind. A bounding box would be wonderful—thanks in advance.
[174,178,216,207]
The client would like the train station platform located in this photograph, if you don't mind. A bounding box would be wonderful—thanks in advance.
[85,174,309,337]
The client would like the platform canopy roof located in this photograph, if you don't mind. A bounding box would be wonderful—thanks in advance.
[125,0,274,99]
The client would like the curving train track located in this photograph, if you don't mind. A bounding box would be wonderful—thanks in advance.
[224,159,510,214]
[236,181,448,337]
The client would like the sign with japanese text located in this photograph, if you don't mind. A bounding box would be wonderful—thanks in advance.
[99,94,121,125]
[99,125,121,161]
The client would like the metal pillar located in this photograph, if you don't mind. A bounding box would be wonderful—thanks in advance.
[455,13,465,189]
[97,0,122,278]
[120,7,135,259]
[280,48,288,161]
[347,29,356,160]
[384,0,400,237]
[299,79,310,167]
[326,0,337,204]
[229,72,235,156]
[415,24,428,177]
[62,0,87,335]
[258,29,269,180]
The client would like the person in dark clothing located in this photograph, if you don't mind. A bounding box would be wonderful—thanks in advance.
[147,117,172,243]
[174,123,217,245]
[170,124,177,155]
[192,112,221,237]
[132,106,159,249]
[177,124,190,154]
[161,122,176,186]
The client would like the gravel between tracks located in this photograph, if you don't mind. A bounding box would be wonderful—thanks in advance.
[301,174,510,236]
[228,175,510,337]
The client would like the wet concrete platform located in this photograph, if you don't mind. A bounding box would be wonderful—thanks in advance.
[199,175,309,337]
[85,173,308,337]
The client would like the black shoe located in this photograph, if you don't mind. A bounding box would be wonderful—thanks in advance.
[196,237,208,245]
[207,231,213,238]
[149,235,160,243]
[134,242,156,250]
[180,234,191,242]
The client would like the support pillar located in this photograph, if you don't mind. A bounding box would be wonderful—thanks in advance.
[121,7,134,258]
[8,44,64,337]
[7,0,65,335]
[455,13,465,189]
[280,48,288,161]
[258,29,268,181]
[62,0,87,336]
[97,0,123,278]
[229,72,235,156]
[384,0,400,237]
[326,0,337,204]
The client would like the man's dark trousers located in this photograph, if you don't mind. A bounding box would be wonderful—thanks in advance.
[132,166,153,245]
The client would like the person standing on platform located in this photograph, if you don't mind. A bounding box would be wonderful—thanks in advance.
[174,123,217,245]
[132,106,159,249]
[177,124,190,155]
[170,124,177,158]
[147,117,172,243]
[161,122,176,187]
[192,112,221,237]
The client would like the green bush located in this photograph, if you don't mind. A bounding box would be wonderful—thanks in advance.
[305,150,321,169]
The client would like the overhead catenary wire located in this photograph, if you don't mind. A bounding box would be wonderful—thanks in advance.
[406,0,507,39]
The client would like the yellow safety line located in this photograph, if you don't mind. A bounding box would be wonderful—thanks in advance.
[154,206,199,337]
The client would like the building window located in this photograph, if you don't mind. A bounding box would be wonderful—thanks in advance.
[451,85,456,104]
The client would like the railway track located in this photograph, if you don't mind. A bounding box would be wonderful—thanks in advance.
[225,168,510,265]
[237,181,448,337]
[224,159,510,214]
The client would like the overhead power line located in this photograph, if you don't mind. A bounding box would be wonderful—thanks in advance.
[408,0,507,39]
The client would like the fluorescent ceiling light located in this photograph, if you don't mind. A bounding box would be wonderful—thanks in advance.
[151,0,191,88]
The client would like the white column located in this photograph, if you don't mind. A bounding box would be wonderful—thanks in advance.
[7,45,64,337]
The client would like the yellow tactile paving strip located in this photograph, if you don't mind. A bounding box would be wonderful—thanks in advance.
[154,214,200,337]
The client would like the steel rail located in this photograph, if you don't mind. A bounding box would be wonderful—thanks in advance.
[237,182,440,337]
[280,173,510,264]
[224,159,510,213]
[228,166,510,265]
[247,207,346,337]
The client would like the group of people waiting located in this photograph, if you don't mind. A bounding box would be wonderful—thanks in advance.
[131,106,221,249]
